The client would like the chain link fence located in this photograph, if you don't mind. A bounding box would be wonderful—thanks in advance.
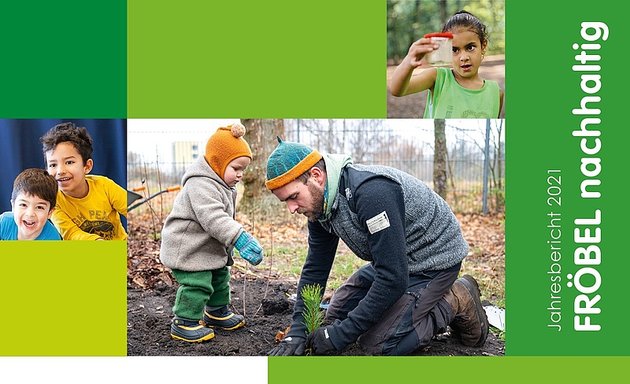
[127,119,504,215]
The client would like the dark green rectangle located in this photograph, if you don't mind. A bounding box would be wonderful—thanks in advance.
[0,1,126,118]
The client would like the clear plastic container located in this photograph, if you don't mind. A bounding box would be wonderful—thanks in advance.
[424,32,453,67]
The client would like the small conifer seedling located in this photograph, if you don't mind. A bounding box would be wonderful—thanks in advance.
[301,284,324,336]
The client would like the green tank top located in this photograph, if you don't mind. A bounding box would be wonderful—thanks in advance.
[423,67,500,119]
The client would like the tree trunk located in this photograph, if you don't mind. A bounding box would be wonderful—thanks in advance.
[496,119,504,212]
[433,119,448,199]
[409,0,422,49]
[240,119,285,214]
[439,0,448,25]
[446,143,458,209]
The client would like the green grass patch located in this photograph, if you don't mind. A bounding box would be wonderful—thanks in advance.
[268,245,368,292]
[269,243,503,306]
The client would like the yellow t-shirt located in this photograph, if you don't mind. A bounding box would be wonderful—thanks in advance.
[52,175,127,240]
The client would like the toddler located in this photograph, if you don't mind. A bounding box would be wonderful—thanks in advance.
[160,123,264,342]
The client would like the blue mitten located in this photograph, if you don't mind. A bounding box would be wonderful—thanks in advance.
[234,231,263,265]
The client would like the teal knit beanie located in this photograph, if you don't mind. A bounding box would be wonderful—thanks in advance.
[265,137,322,190]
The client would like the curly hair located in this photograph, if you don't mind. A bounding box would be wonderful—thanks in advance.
[40,122,94,163]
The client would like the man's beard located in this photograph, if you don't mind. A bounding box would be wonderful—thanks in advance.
[306,179,324,222]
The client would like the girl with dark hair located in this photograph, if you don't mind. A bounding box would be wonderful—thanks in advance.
[389,11,504,118]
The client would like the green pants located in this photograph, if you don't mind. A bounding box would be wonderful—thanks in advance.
[171,267,231,320]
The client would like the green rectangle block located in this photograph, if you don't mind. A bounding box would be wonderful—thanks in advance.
[269,357,628,383]
[128,0,385,118]
[0,1,126,118]
[0,241,127,355]
[506,0,628,354]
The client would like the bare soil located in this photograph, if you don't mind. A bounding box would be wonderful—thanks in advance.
[128,272,505,356]
[127,207,505,356]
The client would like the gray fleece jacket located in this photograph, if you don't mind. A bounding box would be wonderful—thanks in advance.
[160,157,243,271]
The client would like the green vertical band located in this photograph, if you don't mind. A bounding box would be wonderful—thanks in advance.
[506,0,628,354]
[0,0,127,357]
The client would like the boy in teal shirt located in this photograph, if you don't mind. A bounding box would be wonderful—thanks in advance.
[0,168,61,240]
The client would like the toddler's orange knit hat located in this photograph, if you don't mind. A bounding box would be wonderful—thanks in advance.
[205,123,252,178]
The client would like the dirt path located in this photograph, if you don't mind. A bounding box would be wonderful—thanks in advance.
[128,275,504,356]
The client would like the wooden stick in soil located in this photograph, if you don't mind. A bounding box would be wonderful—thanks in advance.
[242,261,247,318]
[242,207,257,318]
[252,224,274,319]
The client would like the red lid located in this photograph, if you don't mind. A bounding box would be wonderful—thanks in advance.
[424,32,454,39]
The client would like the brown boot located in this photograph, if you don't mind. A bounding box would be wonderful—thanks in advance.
[443,275,489,347]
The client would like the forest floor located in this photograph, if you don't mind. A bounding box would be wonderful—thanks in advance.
[127,208,505,356]
[386,55,505,118]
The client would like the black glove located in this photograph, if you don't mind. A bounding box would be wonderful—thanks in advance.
[306,325,339,355]
[268,336,306,356]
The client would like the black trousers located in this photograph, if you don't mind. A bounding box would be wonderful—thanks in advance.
[325,262,461,355]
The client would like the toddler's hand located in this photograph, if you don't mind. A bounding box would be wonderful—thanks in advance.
[234,231,264,266]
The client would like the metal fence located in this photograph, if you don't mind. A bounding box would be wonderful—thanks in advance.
[127,119,504,214]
